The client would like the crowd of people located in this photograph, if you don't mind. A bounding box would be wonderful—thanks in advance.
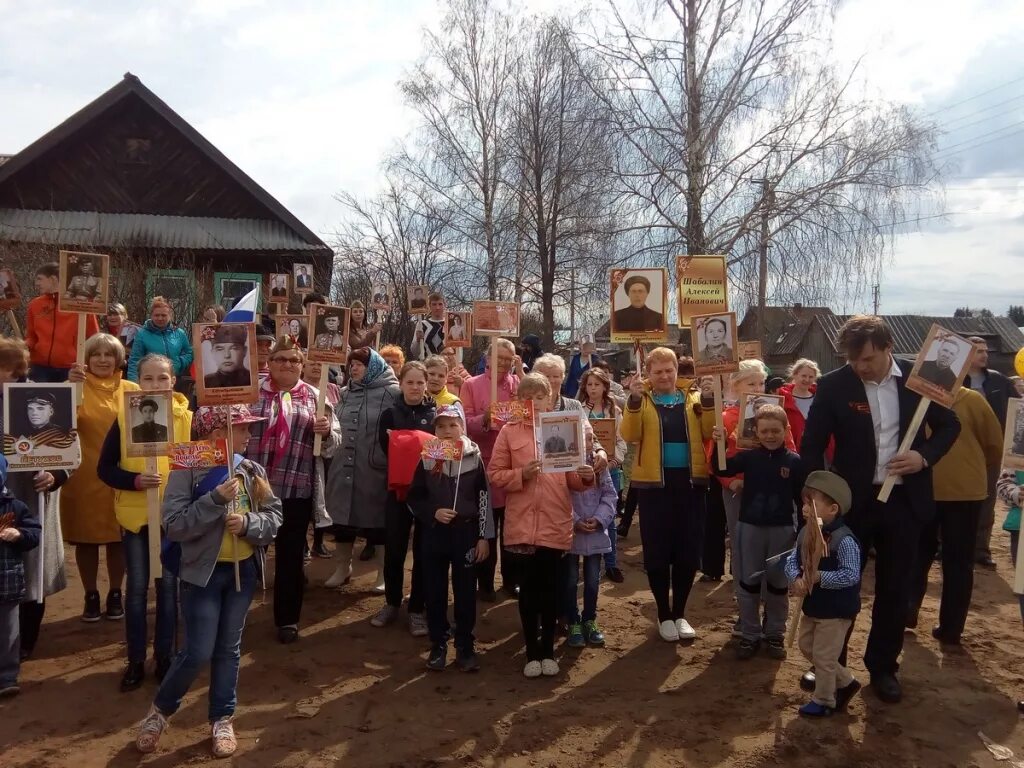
[1,266,1023,758]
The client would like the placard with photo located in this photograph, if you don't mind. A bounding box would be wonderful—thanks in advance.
[0,266,22,311]
[906,324,973,408]
[276,314,308,343]
[676,255,728,328]
[472,301,519,336]
[293,263,315,295]
[609,268,668,344]
[306,303,351,365]
[446,311,472,348]
[537,411,585,474]
[692,311,739,376]
[737,340,763,361]
[589,418,617,453]
[370,284,393,313]
[193,322,259,406]
[124,390,175,458]
[1002,399,1024,471]
[2,383,81,472]
[268,272,290,302]
[58,250,110,315]
[736,392,785,449]
[407,285,430,315]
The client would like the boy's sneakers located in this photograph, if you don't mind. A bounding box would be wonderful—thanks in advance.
[764,636,787,660]
[675,619,696,640]
[135,706,169,753]
[456,649,480,673]
[426,644,447,671]
[0,684,20,698]
[798,700,834,718]
[540,658,559,677]
[583,620,605,647]
[567,623,586,648]
[105,590,124,620]
[408,612,429,637]
[736,638,760,660]
[81,590,102,623]
[523,660,543,679]
[834,679,862,712]
[211,716,237,758]
[658,620,680,642]
[370,605,399,628]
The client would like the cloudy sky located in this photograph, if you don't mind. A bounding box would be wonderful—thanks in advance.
[0,0,1021,317]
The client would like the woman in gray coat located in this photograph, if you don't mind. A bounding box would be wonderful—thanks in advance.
[323,347,399,589]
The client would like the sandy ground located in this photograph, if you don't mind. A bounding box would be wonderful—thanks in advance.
[2,527,1023,768]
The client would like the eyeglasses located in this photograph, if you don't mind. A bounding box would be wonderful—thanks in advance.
[270,357,303,366]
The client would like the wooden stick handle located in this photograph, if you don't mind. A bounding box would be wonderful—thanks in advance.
[877,397,930,503]
[75,314,87,405]
[226,411,241,591]
[313,366,329,457]
[6,310,21,339]
[490,336,498,403]
[145,456,161,581]
[712,375,727,468]
[36,492,45,604]
[786,605,801,648]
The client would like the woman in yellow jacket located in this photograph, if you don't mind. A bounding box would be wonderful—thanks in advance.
[65,334,139,622]
[98,354,192,692]
[621,347,714,643]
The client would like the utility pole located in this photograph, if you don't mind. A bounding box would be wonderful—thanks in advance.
[872,284,880,315]
[569,268,576,345]
[752,178,773,343]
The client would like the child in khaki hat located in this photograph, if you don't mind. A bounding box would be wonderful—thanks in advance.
[785,470,862,717]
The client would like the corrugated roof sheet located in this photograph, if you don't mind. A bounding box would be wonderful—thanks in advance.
[819,314,1024,354]
[0,208,324,251]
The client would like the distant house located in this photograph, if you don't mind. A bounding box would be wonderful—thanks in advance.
[0,73,332,325]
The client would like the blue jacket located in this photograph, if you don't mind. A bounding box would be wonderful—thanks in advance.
[0,492,41,602]
[570,468,617,556]
[564,353,591,398]
[127,321,193,381]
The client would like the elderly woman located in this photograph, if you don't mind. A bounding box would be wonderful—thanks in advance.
[621,347,714,642]
[244,336,340,645]
[0,338,69,660]
[65,334,139,622]
[105,303,142,362]
[127,297,193,382]
[779,358,821,449]
[324,348,400,592]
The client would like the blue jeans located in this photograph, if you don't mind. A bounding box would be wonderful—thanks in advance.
[563,554,603,624]
[0,601,18,688]
[123,526,179,664]
[603,470,622,570]
[155,558,257,720]
[1011,531,1024,621]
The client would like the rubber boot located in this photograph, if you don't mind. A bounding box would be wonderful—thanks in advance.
[325,542,354,588]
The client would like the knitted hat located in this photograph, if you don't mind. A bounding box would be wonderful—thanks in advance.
[804,470,852,515]
[193,405,267,438]
[433,402,466,425]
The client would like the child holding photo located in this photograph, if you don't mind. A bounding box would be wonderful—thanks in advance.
[135,405,282,757]
[0,455,41,698]
[488,373,593,678]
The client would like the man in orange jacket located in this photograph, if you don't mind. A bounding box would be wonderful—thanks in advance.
[25,262,99,382]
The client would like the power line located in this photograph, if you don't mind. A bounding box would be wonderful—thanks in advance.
[935,120,1024,154]
[937,93,1024,129]
[934,124,1024,160]
[925,74,1024,117]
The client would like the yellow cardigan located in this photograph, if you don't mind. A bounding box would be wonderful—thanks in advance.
[620,383,715,488]
[932,388,1003,502]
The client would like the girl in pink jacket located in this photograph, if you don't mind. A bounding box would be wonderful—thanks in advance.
[487,373,593,679]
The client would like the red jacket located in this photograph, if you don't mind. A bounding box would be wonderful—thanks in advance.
[26,294,99,369]
[779,383,834,464]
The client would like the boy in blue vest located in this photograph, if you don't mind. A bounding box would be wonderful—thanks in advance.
[785,470,862,717]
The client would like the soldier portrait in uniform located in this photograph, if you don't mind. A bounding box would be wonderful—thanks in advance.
[193,322,260,407]
[3,383,80,471]
[58,250,110,315]
[124,390,174,457]
[132,397,168,443]
[203,324,252,389]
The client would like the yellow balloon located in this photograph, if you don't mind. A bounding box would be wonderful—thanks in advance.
[1017,347,1024,378]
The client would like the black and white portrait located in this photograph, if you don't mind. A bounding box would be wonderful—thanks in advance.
[610,269,666,338]
[907,325,974,408]
[269,272,290,300]
[537,411,585,474]
[59,250,110,315]
[293,263,314,294]
[1004,399,1024,471]
[0,267,21,310]
[2,383,80,471]
[193,322,260,407]
[125,390,174,457]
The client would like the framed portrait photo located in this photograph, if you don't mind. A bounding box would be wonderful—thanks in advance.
[537,410,585,474]
[737,340,763,362]
[692,311,739,376]
[268,272,290,303]
[407,285,430,315]
[472,301,519,336]
[0,266,23,311]
[446,311,472,348]
[124,390,175,458]
[906,324,973,408]
[193,322,259,406]
[58,250,110,315]
[736,392,785,450]
[306,303,350,365]
[370,284,393,313]
[2,383,80,472]
[1001,398,1024,472]
[276,314,308,344]
[293,263,315,295]
[609,268,668,344]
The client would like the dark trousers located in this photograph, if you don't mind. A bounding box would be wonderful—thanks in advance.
[974,469,999,559]
[422,519,479,651]
[620,487,639,530]
[512,547,562,661]
[647,566,697,623]
[274,497,313,628]
[478,507,518,593]
[910,500,981,640]
[384,494,424,612]
[702,482,727,578]
[29,365,69,383]
[18,600,45,656]
[846,486,920,677]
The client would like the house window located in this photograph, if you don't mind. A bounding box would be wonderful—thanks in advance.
[146,269,195,325]
[214,271,263,313]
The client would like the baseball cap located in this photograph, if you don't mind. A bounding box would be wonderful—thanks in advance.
[193,405,267,438]
[433,402,466,425]
[804,470,852,515]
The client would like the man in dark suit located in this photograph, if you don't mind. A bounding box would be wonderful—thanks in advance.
[613,275,663,333]
[964,336,1021,566]
[132,398,167,443]
[915,338,960,391]
[295,266,312,290]
[800,315,960,705]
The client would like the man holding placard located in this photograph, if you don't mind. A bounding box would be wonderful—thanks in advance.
[799,315,959,704]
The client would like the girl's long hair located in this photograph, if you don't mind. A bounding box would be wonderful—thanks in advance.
[578,368,618,416]
[251,473,274,507]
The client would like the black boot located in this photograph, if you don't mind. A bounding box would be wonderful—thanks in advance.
[120,661,146,692]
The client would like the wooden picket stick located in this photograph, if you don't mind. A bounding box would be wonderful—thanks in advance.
[226,408,241,591]
[6,310,21,339]
[75,315,87,405]
[787,499,827,647]
[1015,520,1024,596]
[145,456,162,583]
[36,492,45,604]
[877,398,930,503]
[490,336,498,404]
[711,375,727,468]
[312,366,329,457]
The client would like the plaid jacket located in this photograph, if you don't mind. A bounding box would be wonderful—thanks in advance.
[0,493,41,602]
[244,379,341,499]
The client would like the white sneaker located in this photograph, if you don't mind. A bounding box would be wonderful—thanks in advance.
[211,716,237,758]
[523,660,543,678]
[676,618,696,640]
[324,563,352,588]
[540,658,559,677]
[658,619,680,642]
[135,706,169,753]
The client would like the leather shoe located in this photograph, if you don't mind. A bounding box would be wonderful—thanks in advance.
[1017,699,1024,715]
[120,661,146,692]
[799,669,816,692]
[871,673,902,704]
[834,679,862,712]
[975,555,996,569]
[277,626,299,644]
[932,626,960,645]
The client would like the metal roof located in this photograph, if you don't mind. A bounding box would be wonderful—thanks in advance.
[819,314,1024,355]
[0,208,324,251]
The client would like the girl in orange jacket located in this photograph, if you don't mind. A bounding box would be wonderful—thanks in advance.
[487,373,592,679]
